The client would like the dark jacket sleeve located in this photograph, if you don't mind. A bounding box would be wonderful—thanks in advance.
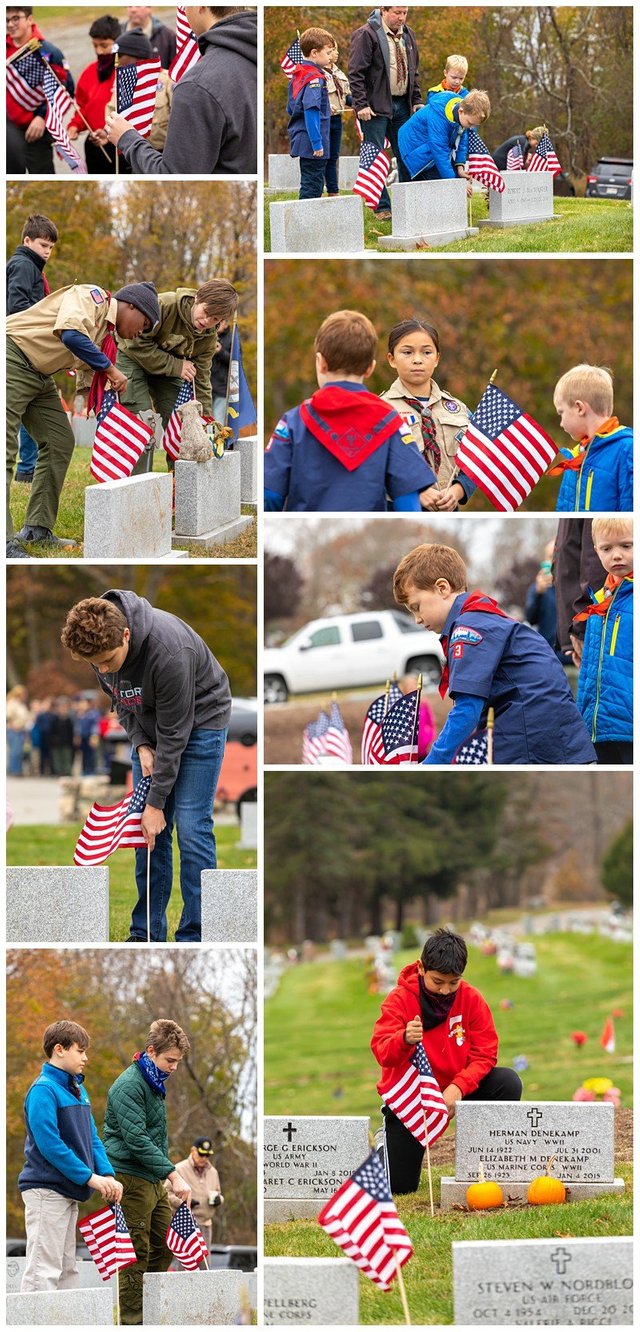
[6,255,38,314]
[146,650,198,809]
[553,520,605,647]
[119,81,225,174]
[348,26,375,113]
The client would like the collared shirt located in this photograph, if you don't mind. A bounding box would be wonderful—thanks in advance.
[381,18,408,96]
[7,284,117,375]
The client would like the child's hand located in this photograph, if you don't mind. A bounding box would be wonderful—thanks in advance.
[313,148,324,157]
[89,1173,119,1199]
[435,485,463,511]
[137,745,155,778]
[419,485,441,511]
[443,1083,463,1117]
[405,1015,423,1045]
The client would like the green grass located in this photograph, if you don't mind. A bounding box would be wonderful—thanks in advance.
[265,1167,633,1325]
[265,937,633,1111]
[7,823,256,940]
[265,192,632,253]
[10,449,257,558]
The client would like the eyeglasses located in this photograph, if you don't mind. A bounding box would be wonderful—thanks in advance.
[6,15,28,25]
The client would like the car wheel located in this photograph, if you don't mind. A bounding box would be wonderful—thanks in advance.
[264,674,288,704]
[406,656,441,689]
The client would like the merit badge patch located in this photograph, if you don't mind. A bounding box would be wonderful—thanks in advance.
[451,625,483,646]
[89,288,104,305]
[443,398,460,413]
[399,420,415,445]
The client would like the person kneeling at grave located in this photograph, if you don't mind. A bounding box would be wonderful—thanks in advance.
[115,279,237,470]
[6,280,160,559]
[103,1019,192,1326]
[60,590,231,942]
[398,88,490,189]
[371,928,523,1194]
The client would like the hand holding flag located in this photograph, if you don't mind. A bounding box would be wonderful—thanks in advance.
[74,776,152,866]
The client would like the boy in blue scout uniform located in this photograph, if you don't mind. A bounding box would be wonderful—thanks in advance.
[551,365,633,512]
[393,542,597,765]
[574,517,633,765]
[398,87,490,182]
[287,26,335,199]
[264,309,439,513]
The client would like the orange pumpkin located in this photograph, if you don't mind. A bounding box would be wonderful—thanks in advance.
[466,1162,504,1210]
[527,1155,567,1205]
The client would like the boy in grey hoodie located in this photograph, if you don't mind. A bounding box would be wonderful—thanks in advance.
[61,591,231,942]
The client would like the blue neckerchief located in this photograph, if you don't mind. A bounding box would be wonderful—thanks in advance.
[134,1051,169,1097]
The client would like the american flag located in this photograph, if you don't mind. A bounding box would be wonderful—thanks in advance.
[162,379,194,460]
[452,727,489,764]
[361,692,389,765]
[280,34,302,78]
[466,127,504,193]
[367,690,420,765]
[90,391,154,482]
[302,710,330,765]
[169,5,202,82]
[382,1042,449,1147]
[324,701,353,765]
[78,1203,138,1280]
[6,49,44,111]
[42,65,87,174]
[506,142,524,171]
[353,113,390,150]
[116,58,162,137]
[318,1150,413,1291]
[455,381,558,512]
[73,776,152,866]
[165,1203,209,1270]
[353,140,391,210]
[526,130,561,176]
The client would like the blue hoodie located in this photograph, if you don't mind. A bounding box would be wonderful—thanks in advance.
[398,91,468,179]
[555,426,633,512]
[18,1062,113,1201]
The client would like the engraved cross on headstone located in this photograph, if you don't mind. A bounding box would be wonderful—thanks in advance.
[283,1121,297,1143]
[551,1248,572,1276]
[527,1107,543,1128]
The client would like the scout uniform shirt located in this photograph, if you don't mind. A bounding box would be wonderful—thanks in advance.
[7,284,117,384]
[117,288,219,418]
[382,377,470,489]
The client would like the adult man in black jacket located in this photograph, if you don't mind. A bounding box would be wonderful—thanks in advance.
[349,6,422,216]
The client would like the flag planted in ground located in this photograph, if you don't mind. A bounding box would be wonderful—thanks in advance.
[302,710,330,765]
[353,140,391,210]
[526,130,561,175]
[318,1150,413,1290]
[324,700,353,765]
[452,727,489,764]
[382,1042,450,1146]
[366,690,420,765]
[169,5,202,81]
[73,776,151,866]
[466,127,504,192]
[116,57,162,137]
[78,1203,137,1280]
[455,381,558,512]
[600,1016,615,1053]
[166,1203,209,1270]
[162,379,195,460]
[90,391,154,481]
[506,142,524,171]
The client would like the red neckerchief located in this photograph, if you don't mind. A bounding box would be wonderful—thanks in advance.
[547,416,620,476]
[439,591,511,697]
[291,63,326,99]
[42,273,51,296]
[86,292,116,415]
[300,385,402,471]
[573,572,632,622]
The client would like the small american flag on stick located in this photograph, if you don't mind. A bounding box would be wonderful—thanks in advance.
[73,776,151,866]
[366,690,420,765]
[382,1042,449,1147]
[324,701,353,765]
[455,380,558,512]
[280,34,302,78]
[42,65,87,174]
[169,5,202,82]
[526,130,561,176]
[466,127,504,192]
[78,1203,137,1280]
[6,49,44,111]
[353,140,391,210]
[90,391,154,482]
[166,1203,209,1270]
[318,1150,413,1291]
[162,379,194,460]
[116,57,162,137]
[506,142,524,171]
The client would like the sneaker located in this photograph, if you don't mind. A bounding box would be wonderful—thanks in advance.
[6,539,29,559]
[16,525,77,549]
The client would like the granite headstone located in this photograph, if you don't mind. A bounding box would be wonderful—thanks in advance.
[200,869,257,943]
[264,1258,360,1325]
[84,472,172,558]
[6,867,109,943]
[270,197,364,254]
[479,172,556,227]
[378,178,477,250]
[453,1237,632,1325]
[143,1269,257,1325]
[7,1288,114,1325]
[264,1115,370,1221]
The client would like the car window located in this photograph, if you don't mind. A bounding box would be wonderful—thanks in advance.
[596,161,631,176]
[350,620,383,642]
[307,626,341,648]
[391,610,424,634]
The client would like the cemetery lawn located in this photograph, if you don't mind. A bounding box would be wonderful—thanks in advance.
[264,193,632,253]
[7,824,257,941]
[10,450,257,558]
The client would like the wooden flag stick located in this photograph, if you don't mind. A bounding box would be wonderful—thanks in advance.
[6,36,42,65]
[486,706,495,765]
[114,51,120,175]
[115,1268,120,1324]
[424,1126,435,1217]
[44,59,112,161]
[222,315,238,428]
[383,678,391,718]
[395,1257,412,1325]
[413,674,422,761]
[489,368,498,385]
[146,844,152,942]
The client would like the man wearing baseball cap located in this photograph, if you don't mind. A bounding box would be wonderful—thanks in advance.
[165,1136,224,1249]
[7,280,160,558]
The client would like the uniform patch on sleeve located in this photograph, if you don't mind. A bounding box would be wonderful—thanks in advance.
[451,625,483,645]
[443,398,460,412]
[266,418,290,452]
[399,420,416,445]
[308,78,321,86]
[89,288,104,305]
[453,642,464,658]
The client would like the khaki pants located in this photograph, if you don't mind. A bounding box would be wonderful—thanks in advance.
[21,1189,79,1291]
[6,338,76,538]
[117,1173,173,1326]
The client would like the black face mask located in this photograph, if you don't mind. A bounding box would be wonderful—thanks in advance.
[419,977,459,1030]
[97,53,116,81]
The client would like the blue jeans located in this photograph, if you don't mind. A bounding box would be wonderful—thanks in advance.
[7,729,25,775]
[324,116,343,194]
[130,726,227,942]
[16,425,38,477]
[299,156,326,199]
[363,94,411,211]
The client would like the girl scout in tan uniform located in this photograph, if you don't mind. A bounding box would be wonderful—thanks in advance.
[381,318,476,511]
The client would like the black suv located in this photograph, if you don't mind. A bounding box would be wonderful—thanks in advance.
[585,158,632,200]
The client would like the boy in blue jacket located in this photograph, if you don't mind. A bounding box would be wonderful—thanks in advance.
[19,1019,122,1291]
[398,88,490,183]
[287,26,335,199]
[264,309,439,512]
[6,213,58,483]
[575,517,633,764]
[552,364,633,511]
[393,542,597,765]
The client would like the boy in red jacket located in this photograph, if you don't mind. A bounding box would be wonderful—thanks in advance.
[67,15,121,173]
[371,927,521,1193]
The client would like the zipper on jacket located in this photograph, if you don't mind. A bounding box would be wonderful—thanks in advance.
[609,614,621,656]
[591,590,619,739]
[583,469,594,510]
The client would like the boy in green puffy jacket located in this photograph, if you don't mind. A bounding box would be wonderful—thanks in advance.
[103,1019,192,1326]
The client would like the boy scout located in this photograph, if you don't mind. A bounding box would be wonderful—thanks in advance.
[115,280,238,463]
[7,280,160,558]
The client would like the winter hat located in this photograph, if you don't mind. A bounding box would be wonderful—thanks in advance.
[115,28,154,60]
[114,281,160,329]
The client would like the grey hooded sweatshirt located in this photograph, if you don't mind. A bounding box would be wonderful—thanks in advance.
[94,590,231,810]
